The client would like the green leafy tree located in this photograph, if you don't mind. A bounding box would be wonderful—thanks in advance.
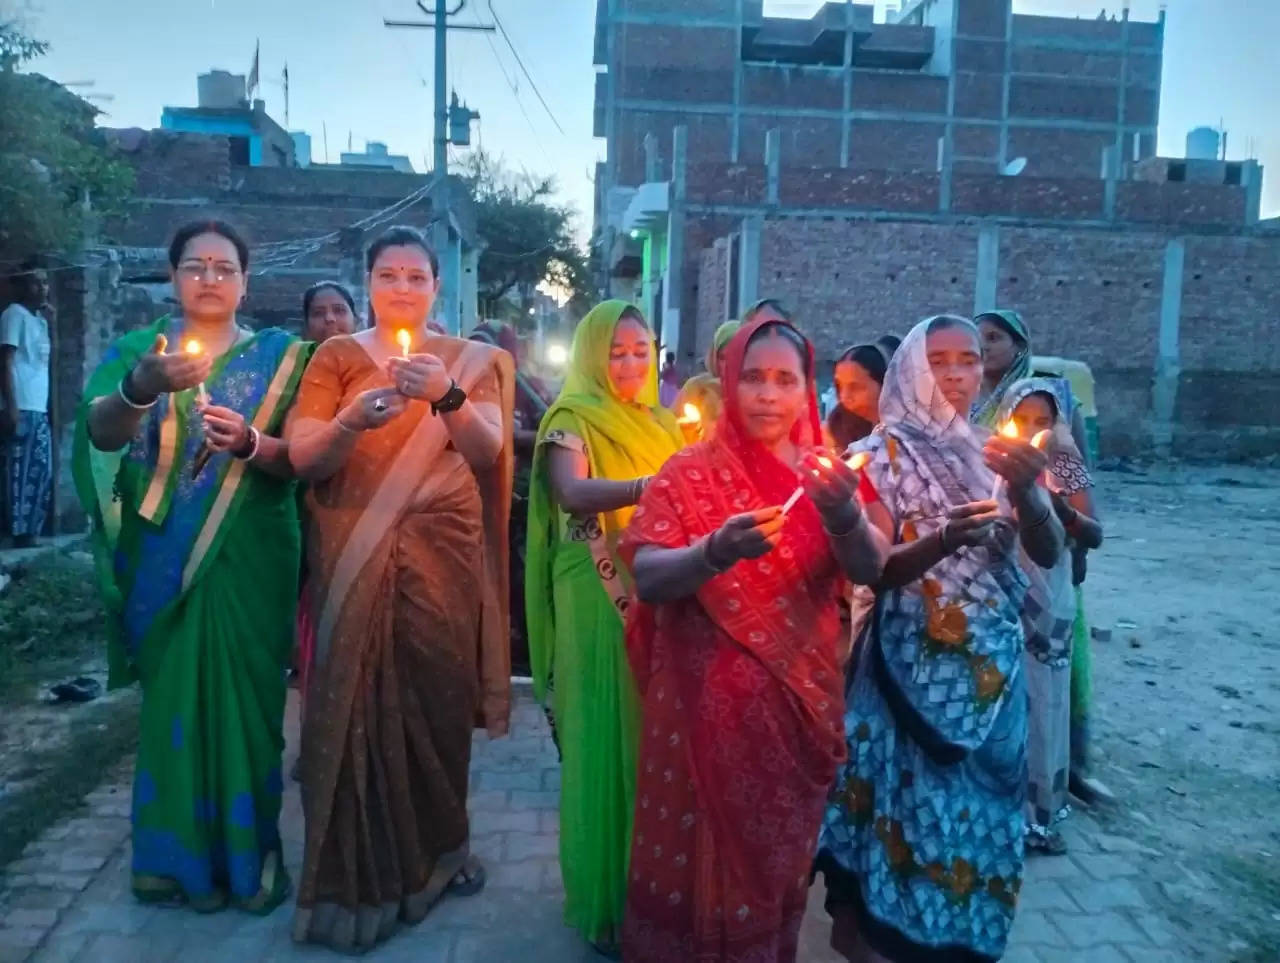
[457,149,594,325]
[0,19,134,269]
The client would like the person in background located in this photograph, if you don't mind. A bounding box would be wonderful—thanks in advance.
[817,314,1063,963]
[659,349,680,408]
[1000,378,1104,855]
[287,226,513,952]
[525,301,683,957]
[1,264,53,548]
[621,318,885,962]
[671,319,739,444]
[470,319,550,677]
[826,340,896,452]
[303,281,359,343]
[74,218,308,913]
[292,281,360,770]
[972,309,1109,805]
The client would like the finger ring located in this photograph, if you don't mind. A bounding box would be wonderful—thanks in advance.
[373,399,388,412]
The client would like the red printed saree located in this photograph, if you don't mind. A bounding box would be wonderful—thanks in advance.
[620,319,848,962]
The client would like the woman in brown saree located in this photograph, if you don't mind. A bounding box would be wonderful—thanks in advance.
[286,226,514,952]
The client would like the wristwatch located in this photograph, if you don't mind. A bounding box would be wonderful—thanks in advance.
[431,379,467,415]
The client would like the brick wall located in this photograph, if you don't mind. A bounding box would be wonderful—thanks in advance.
[692,215,1280,458]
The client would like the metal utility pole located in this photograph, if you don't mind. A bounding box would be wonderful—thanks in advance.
[384,2,493,332]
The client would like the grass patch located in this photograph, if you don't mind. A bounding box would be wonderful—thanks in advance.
[0,547,140,868]
[0,550,104,698]
[0,693,139,867]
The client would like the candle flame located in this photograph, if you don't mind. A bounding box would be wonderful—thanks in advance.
[817,456,833,469]
[849,451,872,471]
[184,339,202,355]
[1031,429,1052,450]
[999,420,1020,439]
[677,403,702,426]
[396,329,412,356]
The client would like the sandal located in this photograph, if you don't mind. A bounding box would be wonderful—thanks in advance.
[446,858,486,898]
[49,676,102,704]
[1026,828,1068,856]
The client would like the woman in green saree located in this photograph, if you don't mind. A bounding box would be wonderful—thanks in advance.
[526,300,683,956]
[74,220,308,913]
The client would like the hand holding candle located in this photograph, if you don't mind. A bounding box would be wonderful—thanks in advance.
[676,402,703,442]
[783,449,872,516]
[986,421,1052,502]
[396,328,412,359]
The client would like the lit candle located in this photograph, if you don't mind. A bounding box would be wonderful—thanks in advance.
[185,339,209,404]
[782,450,872,516]
[396,328,412,359]
[676,403,701,426]
[990,422,1051,501]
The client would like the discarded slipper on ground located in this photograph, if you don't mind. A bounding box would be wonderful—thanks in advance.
[49,676,102,704]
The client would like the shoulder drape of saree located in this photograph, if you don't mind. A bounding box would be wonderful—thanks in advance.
[302,336,514,737]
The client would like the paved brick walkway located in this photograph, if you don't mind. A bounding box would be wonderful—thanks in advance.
[0,687,1191,962]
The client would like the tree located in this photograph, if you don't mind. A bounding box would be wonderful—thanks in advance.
[456,149,594,324]
[0,19,134,271]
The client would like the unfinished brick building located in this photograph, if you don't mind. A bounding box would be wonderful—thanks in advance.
[594,0,1278,457]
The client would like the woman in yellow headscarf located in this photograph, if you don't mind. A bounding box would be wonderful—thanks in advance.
[672,320,739,443]
[526,300,683,956]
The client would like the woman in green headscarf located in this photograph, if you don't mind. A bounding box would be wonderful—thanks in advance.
[526,300,683,955]
[671,319,739,443]
[973,308,1032,427]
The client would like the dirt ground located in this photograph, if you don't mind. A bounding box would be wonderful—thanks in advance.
[1081,464,1280,961]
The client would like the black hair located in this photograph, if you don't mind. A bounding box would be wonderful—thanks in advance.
[745,321,812,378]
[167,219,250,271]
[743,297,790,322]
[876,334,902,354]
[664,350,675,363]
[302,281,356,319]
[365,225,440,278]
[836,343,890,385]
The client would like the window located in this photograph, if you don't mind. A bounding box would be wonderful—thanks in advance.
[1224,163,1243,186]
[1167,161,1186,183]
[229,136,250,166]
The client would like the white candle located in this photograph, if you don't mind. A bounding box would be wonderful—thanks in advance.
[782,450,871,516]
[185,339,209,404]
[396,328,412,359]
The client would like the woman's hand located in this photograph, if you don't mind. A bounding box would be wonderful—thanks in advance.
[130,334,212,398]
[983,434,1048,493]
[941,500,1002,549]
[197,403,250,454]
[387,353,452,403]
[337,387,407,432]
[800,448,864,528]
[709,508,785,566]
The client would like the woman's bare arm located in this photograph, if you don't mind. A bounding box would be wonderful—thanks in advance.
[547,444,645,516]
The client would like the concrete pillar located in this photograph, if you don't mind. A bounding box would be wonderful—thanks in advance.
[738,214,762,317]
[938,134,954,212]
[1102,144,1120,221]
[1243,163,1263,225]
[460,245,480,332]
[643,132,659,183]
[840,0,855,168]
[731,0,744,162]
[1151,237,1185,454]
[663,126,687,358]
[765,129,781,205]
[974,224,1000,315]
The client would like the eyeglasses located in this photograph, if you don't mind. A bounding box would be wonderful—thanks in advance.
[178,261,241,282]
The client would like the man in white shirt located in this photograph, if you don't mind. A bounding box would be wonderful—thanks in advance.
[1,265,53,548]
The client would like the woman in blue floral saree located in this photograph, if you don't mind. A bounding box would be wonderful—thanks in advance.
[817,315,1064,962]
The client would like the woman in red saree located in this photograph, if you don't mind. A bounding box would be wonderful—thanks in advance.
[620,319,886,962]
